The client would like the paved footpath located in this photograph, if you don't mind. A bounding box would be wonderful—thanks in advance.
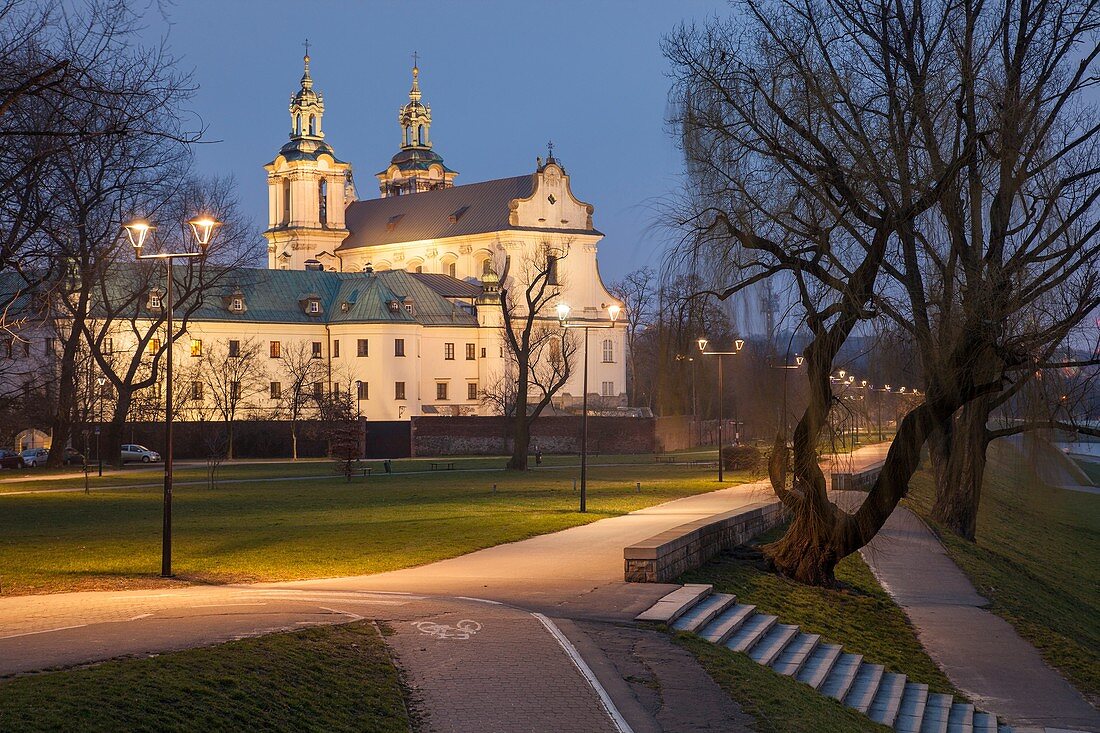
[0,445,891,732]
[846,494,1100,732]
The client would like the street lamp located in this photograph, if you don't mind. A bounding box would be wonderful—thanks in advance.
[676,354,698,446]
[698,337,745,482]
[96,376,106,477]
[558,301,622,512]
[125,215,220,578]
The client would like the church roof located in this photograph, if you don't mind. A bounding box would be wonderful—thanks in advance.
[271,137,345,165]
[340,173,600,250]
[379,147,456,175]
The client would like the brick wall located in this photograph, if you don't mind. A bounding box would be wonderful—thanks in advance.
[654,415,695,452]
[410,416,657,457]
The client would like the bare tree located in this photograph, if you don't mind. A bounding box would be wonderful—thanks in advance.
[200,337,268,459]
[498,243,578,470]
[274,340,327,460]
[609,267,656,406]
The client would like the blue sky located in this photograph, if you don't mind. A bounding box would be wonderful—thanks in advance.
[136,1,726,280]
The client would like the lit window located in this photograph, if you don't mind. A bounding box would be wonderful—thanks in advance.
[191,339,202,357]
[468,382,478,400]
[311,341,322,359]
[602,339,613,363]
[270,381,281,399]
[436,382,448,400]
[395,381,406,400]
[444,343,455,360]
[395,338,405,357]
[357,339,369,357]
[270,341,281,358]
[466,343,475,360]
[148,338,161,354]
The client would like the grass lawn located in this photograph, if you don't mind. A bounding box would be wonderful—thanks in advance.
[905,466,1100,702]
[1072,458,1100,486]
[678,526,955,694]
[0,461,750,595]
[0,621,409,732]
[674,634,889,733]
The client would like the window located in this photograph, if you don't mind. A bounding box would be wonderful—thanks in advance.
[282,179,291,224]
[230,381,241,401]
[191,339,202,357]
[270,381,281,399]
[313,381,323,399]
[191,381,203,401]
[444,343,455,360]
[481,347,486,358]
[447,261,457,277]
[549,338,561,365]
[333,383,341,397]
[228,340,240,358]
[468,382,478,400]
[311,341,322,359]
[308,114,316,136]
[357,381,368,400]
[601,381,615,397]
[308,300,320,314]
[547,254,559,285]
[270,341,281,358]
[103,337,113,354]
[318,178,328,226]
[357,339,369,357]
[395,338,405,357]
[466,343,476,360]
[436,382,448,401]
[295,114,301,136]
[230,297,243,312]
[481,258,493,277]
[149,292,162,309]
[602,338,614,363]
[333,340,340,358]
[395,381,406,400]
[148,338,161,354]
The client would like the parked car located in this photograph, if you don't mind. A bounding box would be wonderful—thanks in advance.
[63,447,85,466]
[20,448,48,467]
[121,444,160,463]
[0,449,25,469]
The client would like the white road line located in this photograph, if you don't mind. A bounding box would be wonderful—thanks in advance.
[191,603,269,608]
[317,606,364,621]
[0,624,87,640]
[531,612,634,733]
[128,613,152,620]
[454,596,503,605]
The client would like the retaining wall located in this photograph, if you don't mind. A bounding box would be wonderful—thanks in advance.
[410,416,656,457]
[624,500,788,583]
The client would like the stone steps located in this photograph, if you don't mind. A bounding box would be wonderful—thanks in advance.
[638,584,1021,733]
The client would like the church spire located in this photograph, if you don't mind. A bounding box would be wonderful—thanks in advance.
[399,55,432,150]
[289,40,324,140]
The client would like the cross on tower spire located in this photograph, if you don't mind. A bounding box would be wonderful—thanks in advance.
[303,38,311,58]
[412,50,419,68]
[546,140,555,162]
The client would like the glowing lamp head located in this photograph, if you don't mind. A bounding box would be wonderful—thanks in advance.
[884,384,891,391]
[188,216,221,250]
[838,370,847,379]
[735,338,745,352]
[861,380,868,387]
[899,387,906,393]
[795,354,804,366]
[606,303,621,322]
[123,219,153,252]
[556,303,571,322]
[848,375,855,383]
[697,337,708,353]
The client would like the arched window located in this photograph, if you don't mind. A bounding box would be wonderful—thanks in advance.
[448,261,456,278]
[481,258,493,277]
[417,124,426,145]
[295,114,301,135]
[406,126,413,146]
[282,179,291,224]
[318,178,328,226]
[308,115,316,136]
[602,338,614,363]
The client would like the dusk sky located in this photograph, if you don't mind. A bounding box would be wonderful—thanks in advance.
[135,1,726,280]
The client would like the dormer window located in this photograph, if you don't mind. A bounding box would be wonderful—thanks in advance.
[147,290,164,311]
[300,295,323,316]
[309,300,320,314]
[231,298,243,312]
[388,300,400,313]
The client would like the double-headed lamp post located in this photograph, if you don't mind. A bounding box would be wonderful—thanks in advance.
[697,337,745,483]
[124,216,220,578]
[557,301,621,513]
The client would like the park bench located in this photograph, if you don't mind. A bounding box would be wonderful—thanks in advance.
[655,455,676,464]
[430,461,456,471]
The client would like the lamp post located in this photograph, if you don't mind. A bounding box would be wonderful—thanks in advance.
[698,337,745,482]
[125,216,219,578]
[558,301,621,512]
[354,380,364,459]
[96,376,106,476]
[676,354,699,446]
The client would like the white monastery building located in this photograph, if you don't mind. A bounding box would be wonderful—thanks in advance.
[175,53,625,420]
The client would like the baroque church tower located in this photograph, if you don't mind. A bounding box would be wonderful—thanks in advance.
[376,60,458,197]
[263,50,355,271]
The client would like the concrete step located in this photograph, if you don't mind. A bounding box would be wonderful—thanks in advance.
[794,642,842,689]
[971,712,997,733]
[771,632,821,677]
[844,662,886,713]
[699,603,756,645]
[749,623,799,666]
[725,612,778,653]
[867,672,907,726]
[947,702,974,733]
[820,652,864,701]
[893,682,929,733]
[672,592,737,633]
[635,584,712,624]
[919,693,954,733]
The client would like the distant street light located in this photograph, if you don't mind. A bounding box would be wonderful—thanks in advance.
[558,301,622,512]
[96,376,106,477]
[698,337,746,482]
[125,215,220,578]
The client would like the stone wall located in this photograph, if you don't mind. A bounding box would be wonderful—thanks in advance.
[624,501,788,583]
[654,415,695,453]
[830,463,884,491]
[410,416,657,457]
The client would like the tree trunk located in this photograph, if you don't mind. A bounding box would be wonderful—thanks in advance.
[930,399,990,541]
[762,504,845,585]
[508,418,530,470]
[291,420,298,460]
[105,390,134,468]
[226,419,234,460]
